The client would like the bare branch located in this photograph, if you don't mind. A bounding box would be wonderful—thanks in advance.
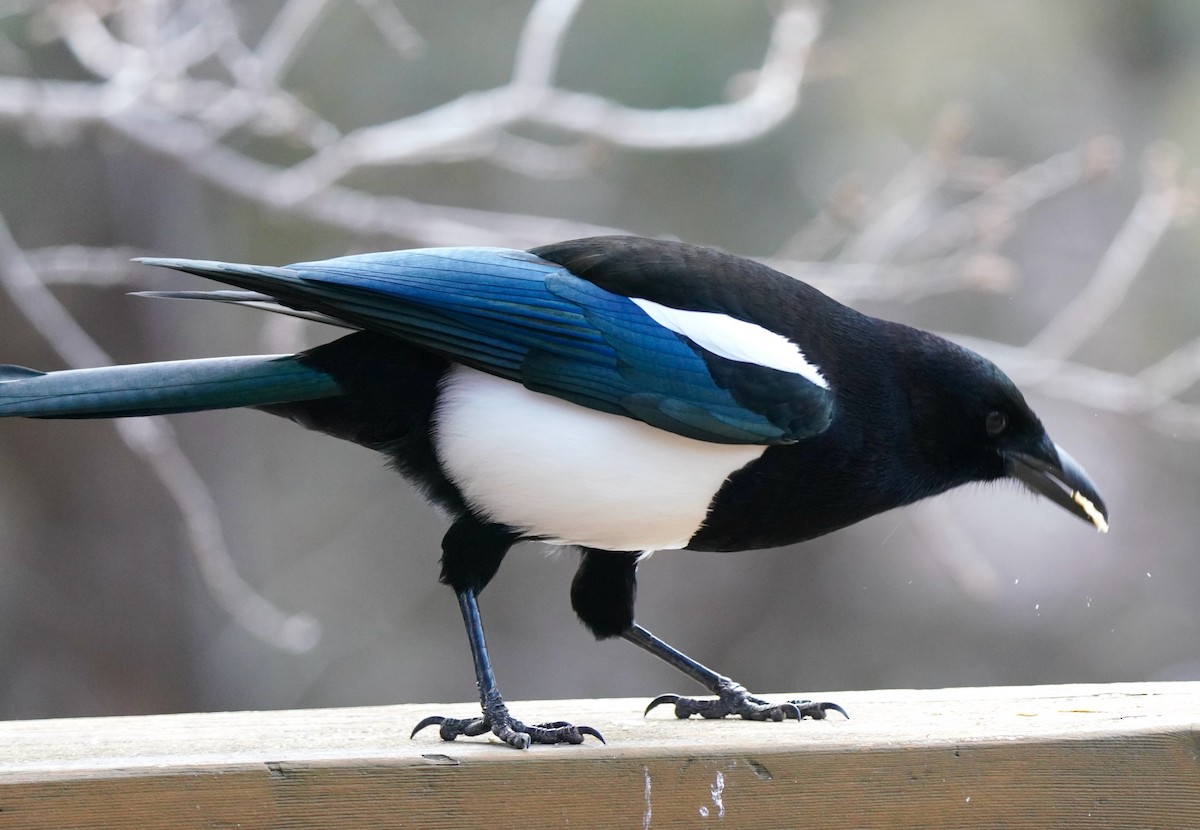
[0,2,820,242]
[952,332,1200,441]
[353,0,424,60]
[1028,141,1188,361]
[765,138,1114,303]
[21,245,146,287]
[268,0,820,200]
[510,0,585,91]
[0,210,319,654]
[901,135,1123,264]
[256,0,334,82]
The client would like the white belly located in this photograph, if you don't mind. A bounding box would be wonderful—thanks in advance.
[433,366,765,551]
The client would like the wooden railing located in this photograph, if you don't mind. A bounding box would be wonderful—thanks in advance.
[1,682,1197,828]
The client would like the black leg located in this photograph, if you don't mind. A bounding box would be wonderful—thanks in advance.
[623,623,847,722]
[571,548,639,639]
[411,588,604,748]
[570,549,846,723]
[411,519,605,748]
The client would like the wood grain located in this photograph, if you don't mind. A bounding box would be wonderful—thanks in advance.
[0,683,1197,829]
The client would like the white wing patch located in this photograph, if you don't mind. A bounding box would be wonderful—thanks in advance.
[630,298,828,389]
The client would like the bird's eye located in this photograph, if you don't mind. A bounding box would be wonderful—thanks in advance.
[985,411,1008,436]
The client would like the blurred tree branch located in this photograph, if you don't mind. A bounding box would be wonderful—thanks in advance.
[2,0,820,246]
[0,211,320,654]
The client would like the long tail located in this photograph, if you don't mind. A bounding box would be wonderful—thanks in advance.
[0,354,341,419]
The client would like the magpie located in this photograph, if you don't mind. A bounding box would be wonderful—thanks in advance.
[0,235,1108,749]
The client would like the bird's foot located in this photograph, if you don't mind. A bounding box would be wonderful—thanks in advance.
[411,706,605,750]
[644,679,847,722]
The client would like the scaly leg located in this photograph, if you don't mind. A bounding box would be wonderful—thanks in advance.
[570,549,846,722]
[623,624,847,721]
[411,588,605,749]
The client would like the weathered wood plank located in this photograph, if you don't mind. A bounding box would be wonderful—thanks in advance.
[0,683,1197,829]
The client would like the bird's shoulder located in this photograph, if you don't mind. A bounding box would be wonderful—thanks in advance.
[530,236,839,330]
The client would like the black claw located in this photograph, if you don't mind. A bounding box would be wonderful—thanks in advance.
[411,712,604,748]
[804,700,849,720]
[410,715,444,739]
[774,702,804,721]
[522,721,607,745]
[643,683,848,723]
[644,694,683,716]
[410,714,493,742]
[576,725,607,744]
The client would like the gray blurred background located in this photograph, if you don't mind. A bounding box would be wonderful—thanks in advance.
[0,0,1198,721]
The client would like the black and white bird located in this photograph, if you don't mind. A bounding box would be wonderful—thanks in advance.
[0,235,1108,748]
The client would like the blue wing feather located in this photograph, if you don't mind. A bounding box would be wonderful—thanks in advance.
[139,247,832,445]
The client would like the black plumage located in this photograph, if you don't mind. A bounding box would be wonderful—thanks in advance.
[0,235,1108,749]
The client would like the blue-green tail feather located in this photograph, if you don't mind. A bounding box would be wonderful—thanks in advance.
[0,354,341,419]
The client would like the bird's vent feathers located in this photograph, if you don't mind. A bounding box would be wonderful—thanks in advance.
[630,298,828,390]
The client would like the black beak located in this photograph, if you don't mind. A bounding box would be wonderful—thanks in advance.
[1004,441,1108,533]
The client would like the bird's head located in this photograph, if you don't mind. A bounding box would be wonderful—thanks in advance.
[899,331,1108,533]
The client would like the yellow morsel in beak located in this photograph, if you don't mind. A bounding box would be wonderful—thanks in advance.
[1073,491,1108,533]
